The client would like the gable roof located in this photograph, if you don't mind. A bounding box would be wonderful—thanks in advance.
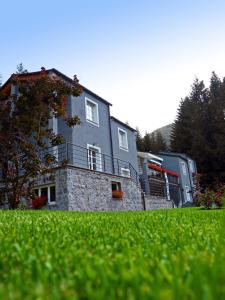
[0,68,112,106]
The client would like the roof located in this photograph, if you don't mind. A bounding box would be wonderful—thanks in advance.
[49,69,112,106]
[110,116,136,132]
[0,68,112,106]
[138,151,163,162]
[159,151,194,162]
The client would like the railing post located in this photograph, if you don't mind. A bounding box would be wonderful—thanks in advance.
[143,162,150,195]
[129,162,132,179]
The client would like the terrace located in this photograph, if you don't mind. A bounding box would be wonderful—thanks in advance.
[40,142,140,186]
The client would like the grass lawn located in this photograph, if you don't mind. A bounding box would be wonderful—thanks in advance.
[0,208,224,300]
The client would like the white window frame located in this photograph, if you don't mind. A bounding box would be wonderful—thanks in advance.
[121,168,131,178]
[118,128,128,151]
[189,159,194,173]
[185,186,191,202]
[180,161,187,176]
[34,185,56,205]
[85,97,99,126]
[87,144,102,171]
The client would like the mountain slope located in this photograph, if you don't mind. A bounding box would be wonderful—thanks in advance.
[151,124,173,148]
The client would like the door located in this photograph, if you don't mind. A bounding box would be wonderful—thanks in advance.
[185,186,191,202]
[87,145,102,171]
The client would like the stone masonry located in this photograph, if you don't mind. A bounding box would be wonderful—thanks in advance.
[56,166,143,211]
[145,196,173,210]
[30,167,174,211]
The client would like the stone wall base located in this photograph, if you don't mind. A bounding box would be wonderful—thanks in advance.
[145,196,173,210]
[56,166,143,211]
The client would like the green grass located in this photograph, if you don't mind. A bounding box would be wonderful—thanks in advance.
[0,208,225,300]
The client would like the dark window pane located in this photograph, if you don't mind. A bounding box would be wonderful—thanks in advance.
[111,182,121,191]
[41,187,48,198]
[34,189,39,196]
[50,186,56,203]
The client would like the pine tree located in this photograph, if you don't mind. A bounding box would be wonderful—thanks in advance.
[154,132,167,153]
[142,132,153,152]
[171,79,207,155]
[136,127,144,151]
[171,74,225,188]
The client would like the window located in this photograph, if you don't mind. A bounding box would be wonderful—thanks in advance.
[112,181,121,191]
[85,98,99,125]
[87,144,102,171]
[189,160,194,173]
[121,168,130,178]
[118,128,128,151]
[181,162,187,175]
[50,186,56,203]
[185,186,191,202]
[34,185,56,204]
[111,181,123,199]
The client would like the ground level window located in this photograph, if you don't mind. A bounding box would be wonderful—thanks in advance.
[50,186,56,203]
[33,185,56,204]
[41,187,48,198]
[111,181,123,199]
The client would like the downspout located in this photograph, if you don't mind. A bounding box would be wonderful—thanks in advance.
[164,172,170,201]
[185,159,194,201]
[108,108,115,174]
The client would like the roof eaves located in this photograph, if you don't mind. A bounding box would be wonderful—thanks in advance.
[49,68,112,106]
[110,116,136,132]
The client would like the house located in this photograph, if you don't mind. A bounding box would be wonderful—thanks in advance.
[137,152,175,209]
[0,68,143,211]
[137,151,197,207]
[158,152,197,206]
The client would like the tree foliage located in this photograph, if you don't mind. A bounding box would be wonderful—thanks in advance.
[136,129,167,153]
[0,69,82,208]
[171,73,225,188]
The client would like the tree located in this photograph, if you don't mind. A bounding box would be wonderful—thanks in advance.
[140,131,167,153]
[171,74,225,189]
[171,79,207,154]
[154,132,167,152]
[0,69,82,208]
[142,132,153,152]
[136,127,144,151]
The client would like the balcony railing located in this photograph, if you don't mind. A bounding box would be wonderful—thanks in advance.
[40,142,139,185]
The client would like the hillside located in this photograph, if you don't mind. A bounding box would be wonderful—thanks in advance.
[151,123,173,148]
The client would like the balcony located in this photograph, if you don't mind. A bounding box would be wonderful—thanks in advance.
[40,142,139,185]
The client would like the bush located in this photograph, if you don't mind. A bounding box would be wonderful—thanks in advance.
[195,186,225,209]
[31,195,47,209]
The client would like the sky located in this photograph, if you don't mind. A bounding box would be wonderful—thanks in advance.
[1,0,225,134]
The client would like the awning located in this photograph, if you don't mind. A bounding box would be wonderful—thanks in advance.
[148,163,179,177]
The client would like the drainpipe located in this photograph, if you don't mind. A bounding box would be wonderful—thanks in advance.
[143,162,150,196]
[186,160,194,201]
[183,158,194,202]
[164,172,170,201]
[108,108,115,174]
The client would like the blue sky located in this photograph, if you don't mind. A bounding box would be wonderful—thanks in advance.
[1,0,225,133]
